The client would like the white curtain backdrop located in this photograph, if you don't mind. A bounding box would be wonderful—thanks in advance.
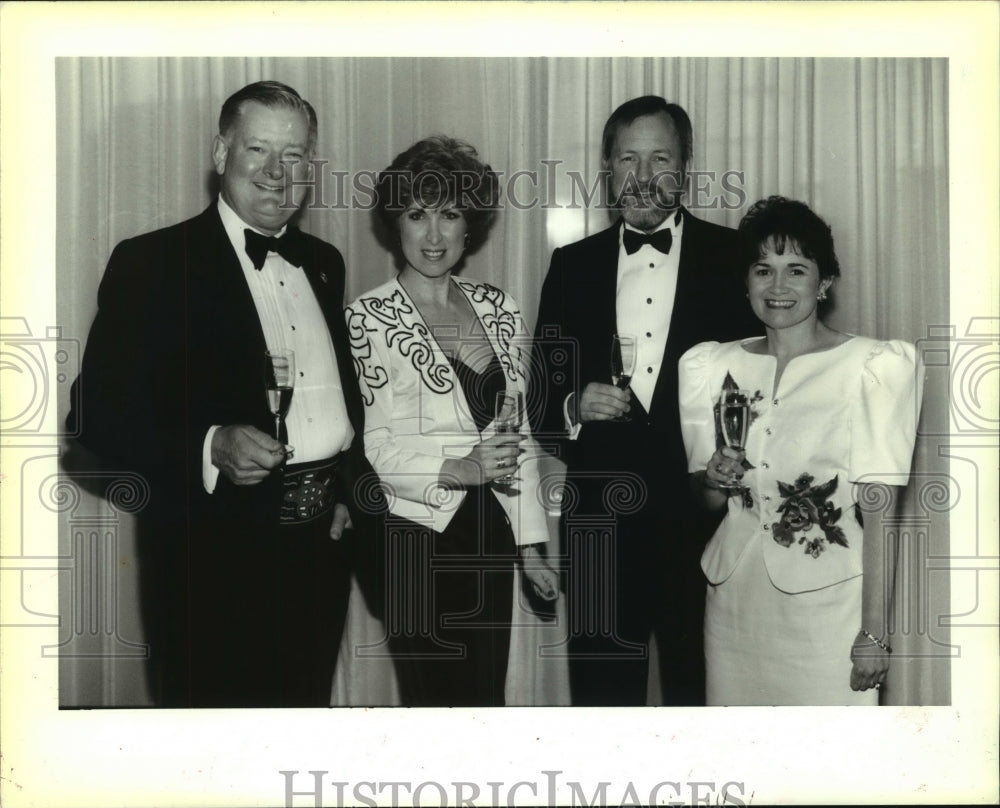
[56,57,949,707]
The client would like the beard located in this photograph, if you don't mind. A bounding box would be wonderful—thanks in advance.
[613,177,685,232]
[620,195,673,231]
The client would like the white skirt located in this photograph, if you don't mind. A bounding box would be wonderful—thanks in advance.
[704,534,877,706]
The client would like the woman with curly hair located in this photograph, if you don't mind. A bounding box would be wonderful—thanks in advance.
[345,136,558,706]
[678,196,923,705]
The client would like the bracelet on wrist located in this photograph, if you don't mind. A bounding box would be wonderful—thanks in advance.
[859,629,892,654]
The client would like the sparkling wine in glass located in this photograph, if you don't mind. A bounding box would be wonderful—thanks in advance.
[265,349,295,441]
[611,334,637,421]
[718,388,750,490]
[494,390,524,485]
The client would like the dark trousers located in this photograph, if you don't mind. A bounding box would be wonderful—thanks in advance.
[561,423,709,707]
[565,516,706,706]
[385,490,516,707]
[145,509,352,708]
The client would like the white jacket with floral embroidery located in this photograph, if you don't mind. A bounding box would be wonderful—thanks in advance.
[345,276,549,544]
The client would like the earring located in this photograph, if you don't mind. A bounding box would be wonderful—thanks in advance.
[464,233,471,248]
[817,287,829,302]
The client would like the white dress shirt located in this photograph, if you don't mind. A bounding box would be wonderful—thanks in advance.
[565,211,684,437]
[202,197,353,492]
[615,211,683,412]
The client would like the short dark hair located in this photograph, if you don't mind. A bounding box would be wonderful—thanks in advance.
[218,81,318,150]
[737,196,841,282]
[601,95,694,163]
[374,136,500,252]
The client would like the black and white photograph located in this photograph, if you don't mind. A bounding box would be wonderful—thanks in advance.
[1,2,997,806]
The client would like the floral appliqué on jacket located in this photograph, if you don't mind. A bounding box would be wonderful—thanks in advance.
[772,473,848,558]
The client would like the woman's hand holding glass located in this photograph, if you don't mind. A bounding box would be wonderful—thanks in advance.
[493,391,524,485]
[443,433,525,488]
[704,446,746,492]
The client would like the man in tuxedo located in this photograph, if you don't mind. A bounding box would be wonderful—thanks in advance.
[532,95,760,705]
[68,81,378,707]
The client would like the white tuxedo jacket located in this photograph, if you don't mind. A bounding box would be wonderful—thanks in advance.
[346,276,549,544]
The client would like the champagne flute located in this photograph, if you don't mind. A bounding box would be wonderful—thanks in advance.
[610,334,637,422]
[717,388,750,490]
[494,390,524,486]
[265,349,295,442]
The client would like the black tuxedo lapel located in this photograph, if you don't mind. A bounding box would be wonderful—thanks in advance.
[583,222,623,382]
[593,221,622,332]
[186,206,272,431]
[298,235,340,328]
[199,207,268,350]
[651,208,703,417]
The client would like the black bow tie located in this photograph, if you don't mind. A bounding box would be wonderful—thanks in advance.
[623,227,673,256]
[244,228,305,270]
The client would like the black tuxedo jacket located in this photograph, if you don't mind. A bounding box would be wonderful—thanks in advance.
[68,202,381,603]
[70,204,373,528]
[67,204,386,705]
[532,209,761,516]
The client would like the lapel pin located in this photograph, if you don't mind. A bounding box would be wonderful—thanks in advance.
[320,272,328,284]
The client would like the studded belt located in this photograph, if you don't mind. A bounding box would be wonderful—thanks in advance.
[280,454,344,525]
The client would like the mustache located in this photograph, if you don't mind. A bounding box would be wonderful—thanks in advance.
[621,186,659,200]
[616,187,679,208]
[614,172,686,202]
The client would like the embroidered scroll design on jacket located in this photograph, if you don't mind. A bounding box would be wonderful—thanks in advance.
[346,289,455,405]
[455,280,521,382]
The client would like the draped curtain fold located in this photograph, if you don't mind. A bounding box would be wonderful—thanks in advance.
[56,56,948,707]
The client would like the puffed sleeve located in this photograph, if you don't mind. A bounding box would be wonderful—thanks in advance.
[678,341,721,475]
[345,302,449,506]
[849,339,925,483]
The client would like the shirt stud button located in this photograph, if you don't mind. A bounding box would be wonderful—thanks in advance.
[647,366,653,373]
[765,428,773,435]
[762,462,770,469]
[646,297,652,304]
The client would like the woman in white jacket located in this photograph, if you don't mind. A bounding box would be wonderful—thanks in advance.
[345,136,558,706]
[679,197,923,705]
